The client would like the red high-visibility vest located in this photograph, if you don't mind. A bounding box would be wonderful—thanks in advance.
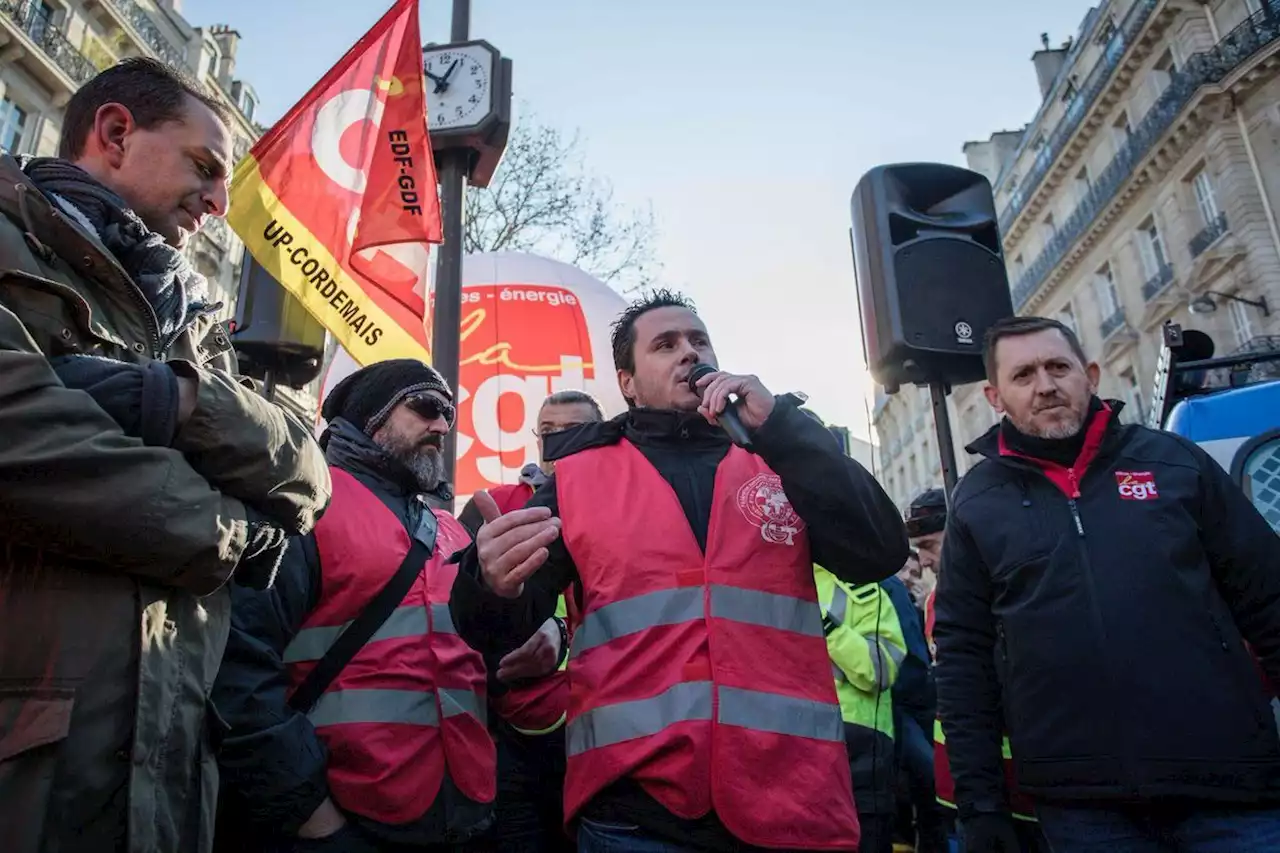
[285,467,496,824]
[556,440,860,850]
[488,481,535,514]
[924,589,1036,821]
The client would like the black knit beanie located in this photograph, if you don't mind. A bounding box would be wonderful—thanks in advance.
[321,359,453,435]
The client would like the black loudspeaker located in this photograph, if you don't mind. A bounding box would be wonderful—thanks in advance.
[850,163,1013,393]
[231,257,326,388]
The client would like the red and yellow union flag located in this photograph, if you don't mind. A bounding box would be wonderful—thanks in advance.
[227,0,439,365]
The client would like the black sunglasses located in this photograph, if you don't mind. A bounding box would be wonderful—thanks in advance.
[404,393,456,425]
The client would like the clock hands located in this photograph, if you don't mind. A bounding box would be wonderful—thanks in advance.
[433,59,460,94]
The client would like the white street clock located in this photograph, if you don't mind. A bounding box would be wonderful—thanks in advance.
[422,39,512,187]
[424,43,493,131]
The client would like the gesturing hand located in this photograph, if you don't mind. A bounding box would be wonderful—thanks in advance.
[694,371,776,431]
[497,617,562,682]
[472,489,561,599]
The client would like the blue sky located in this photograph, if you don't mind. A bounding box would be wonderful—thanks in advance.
[183,0,1094,440]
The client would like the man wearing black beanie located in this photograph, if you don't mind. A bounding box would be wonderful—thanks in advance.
[213,359,500,853]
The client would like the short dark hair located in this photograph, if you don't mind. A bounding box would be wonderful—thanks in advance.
[609,288,697,374]
[542,389,604,421]
[982,315,1089,382]
[59,57,234,159]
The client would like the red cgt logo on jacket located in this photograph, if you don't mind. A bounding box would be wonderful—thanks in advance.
[1115,471,1159,501]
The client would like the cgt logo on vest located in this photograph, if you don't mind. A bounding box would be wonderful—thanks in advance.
[736,473,806,545]
[1116,471,1159,501]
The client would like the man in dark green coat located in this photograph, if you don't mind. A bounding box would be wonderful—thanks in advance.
[0,58,330,853]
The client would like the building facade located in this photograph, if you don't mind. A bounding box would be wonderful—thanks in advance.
[874,0,1280,511]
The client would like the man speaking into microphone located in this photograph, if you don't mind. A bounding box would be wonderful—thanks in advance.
[450,290,908,852]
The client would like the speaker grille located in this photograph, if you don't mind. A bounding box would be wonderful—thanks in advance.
[894,240,1009,356]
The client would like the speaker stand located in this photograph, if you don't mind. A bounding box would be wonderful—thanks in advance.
[928,381,960,506]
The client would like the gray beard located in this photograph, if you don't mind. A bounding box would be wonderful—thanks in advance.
[1010,411,1086,440]
[401,447,445,493]
[377,431,446,493]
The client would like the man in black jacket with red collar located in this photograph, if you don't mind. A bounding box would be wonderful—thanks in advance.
[933,316,1280,853]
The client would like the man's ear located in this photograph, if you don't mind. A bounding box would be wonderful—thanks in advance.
[982,382,1005,415]
[617,369,635,405]
[90,103,135,168]
[1085,361,1102,394]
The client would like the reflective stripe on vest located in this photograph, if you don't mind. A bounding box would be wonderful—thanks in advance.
[566,681,843,757]
[571,585,821,658]
[829,584,849,624]
[307,687,487,728]
[826,586,905,691]
[284,604,455,663]
[511,712,568,738]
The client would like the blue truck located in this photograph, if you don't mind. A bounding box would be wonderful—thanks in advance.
[1147,321,1280,533]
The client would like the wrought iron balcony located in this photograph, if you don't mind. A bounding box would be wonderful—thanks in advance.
[1141,263,1174,301]
[0,0,98,85]
[1189,211,1229,258]
[1100,309,1127,339]
[1009,4,1280,312]
[997,0,1160,235]
[106,0,184,67]
[1233,335,1280,356]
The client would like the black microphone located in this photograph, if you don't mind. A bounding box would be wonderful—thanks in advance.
[687,363,753,449]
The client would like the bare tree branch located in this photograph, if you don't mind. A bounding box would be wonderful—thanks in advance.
[464,109,660,293]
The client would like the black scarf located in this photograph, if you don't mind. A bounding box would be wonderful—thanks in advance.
[21,157,206,349]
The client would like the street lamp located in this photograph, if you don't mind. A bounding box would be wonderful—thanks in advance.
[1188,290,1270,317]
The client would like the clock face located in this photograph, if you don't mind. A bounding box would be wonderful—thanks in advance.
[424,46,493,132]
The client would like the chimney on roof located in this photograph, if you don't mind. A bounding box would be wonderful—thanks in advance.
[1032,33,1070,101]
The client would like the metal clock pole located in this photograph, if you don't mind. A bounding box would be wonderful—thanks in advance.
[430,0,472,512]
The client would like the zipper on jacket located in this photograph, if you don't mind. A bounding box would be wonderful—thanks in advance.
[1208,613,1231,652]
[127,285,161,357]
[1066,467,1082,498]
[1067,500,1085,537]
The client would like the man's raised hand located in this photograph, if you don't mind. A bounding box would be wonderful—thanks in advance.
[472,489,560,598]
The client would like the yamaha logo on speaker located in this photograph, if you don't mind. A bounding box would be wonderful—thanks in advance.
[954,321,974,345]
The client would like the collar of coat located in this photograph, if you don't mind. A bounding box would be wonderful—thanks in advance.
[0,154,137,300]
